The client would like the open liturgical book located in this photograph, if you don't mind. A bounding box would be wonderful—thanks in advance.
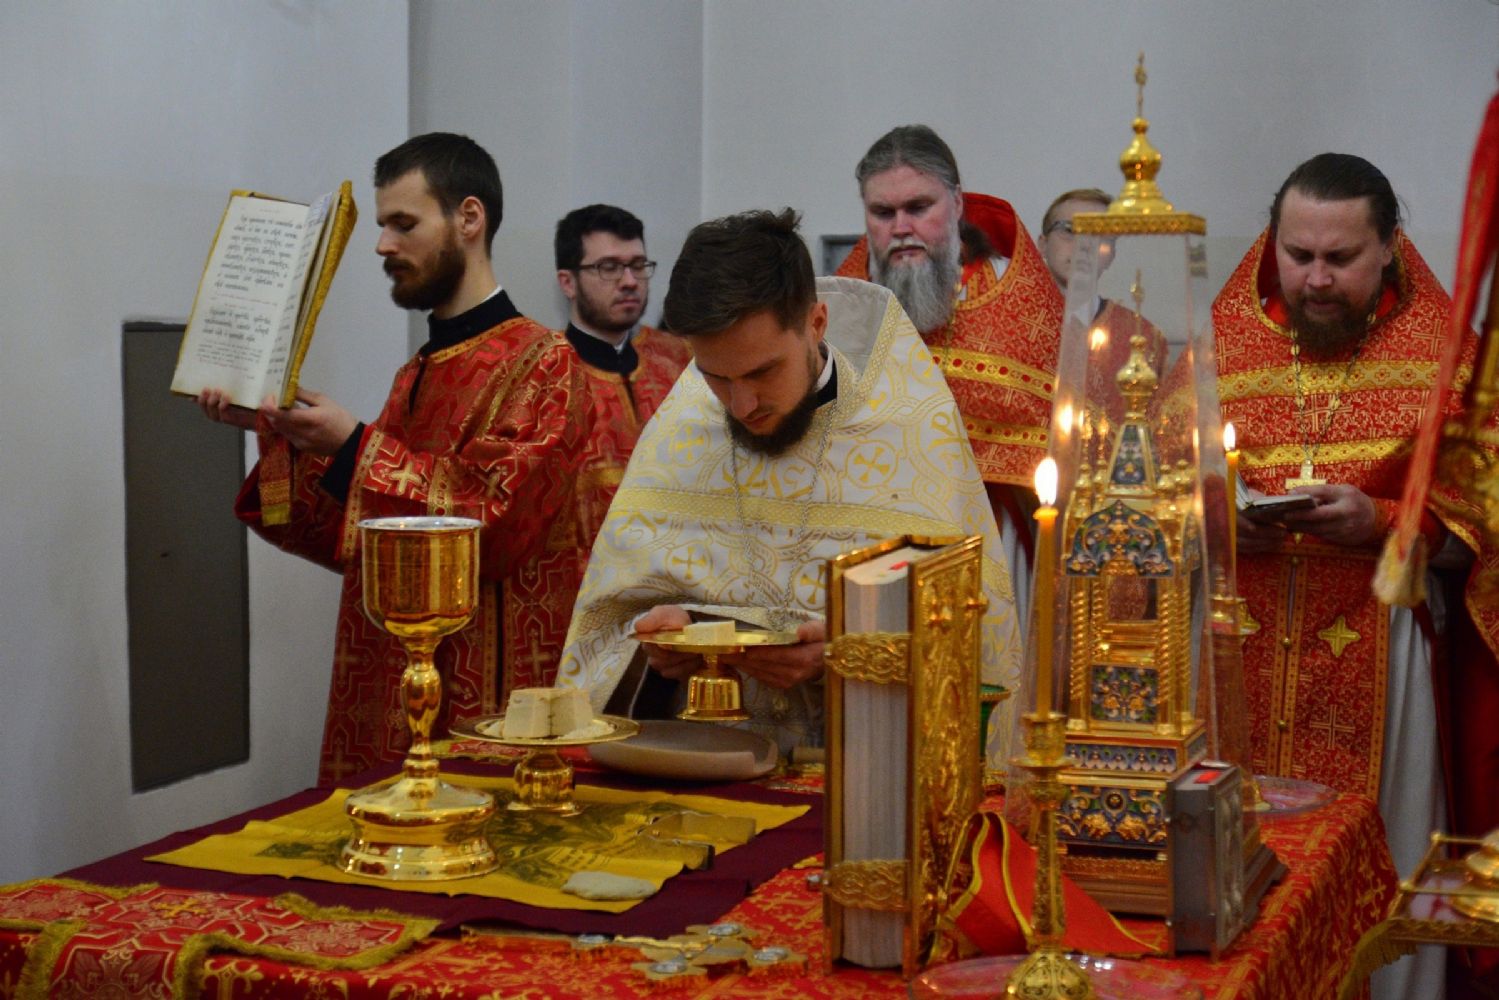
[171,183,357,409]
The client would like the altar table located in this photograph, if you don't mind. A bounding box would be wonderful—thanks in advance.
[0,754,1395,1000]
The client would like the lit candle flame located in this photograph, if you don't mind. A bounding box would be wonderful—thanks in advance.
[1089,326,1108,351]
[1034,457,1058,507]
[1224,421,1237,453]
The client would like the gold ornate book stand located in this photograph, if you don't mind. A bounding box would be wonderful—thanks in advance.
[822,535,985,977]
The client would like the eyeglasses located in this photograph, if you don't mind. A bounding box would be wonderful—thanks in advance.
[576,258,657,281]
[1044,219,1116,249]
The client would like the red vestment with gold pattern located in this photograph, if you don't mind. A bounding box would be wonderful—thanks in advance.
[572,325,690,545]
[237,313,590,784]
[1213,229,1499,811]
[1089,299,1169,425]
[836,193,1062,494]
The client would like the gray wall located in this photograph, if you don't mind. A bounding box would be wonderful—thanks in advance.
[700,1,1499,315]
[410,0,703,346]
[3,0,1496,882]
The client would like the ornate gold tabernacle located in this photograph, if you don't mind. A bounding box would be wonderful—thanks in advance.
[1040,55,1279,931]
[1052,322,1209,913]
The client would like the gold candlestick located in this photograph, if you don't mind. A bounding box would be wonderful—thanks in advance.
[1007,711,1097,1000]
[1006,458,1095,998]
[338,516,498,881]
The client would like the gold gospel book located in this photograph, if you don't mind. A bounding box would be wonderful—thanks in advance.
[822,535,984,975]
[171,183,357,409]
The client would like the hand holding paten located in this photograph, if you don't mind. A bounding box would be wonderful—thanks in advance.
[1281,483,1380,547]
[636,604,704,682]
[728,618,826,690]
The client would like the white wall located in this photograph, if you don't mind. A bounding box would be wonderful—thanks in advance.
[410,0,703,338]
[0,0,408,882]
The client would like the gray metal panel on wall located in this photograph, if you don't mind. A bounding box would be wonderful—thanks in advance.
[122,323,249,790]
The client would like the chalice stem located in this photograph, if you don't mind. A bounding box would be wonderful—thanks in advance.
[402,637,442,781]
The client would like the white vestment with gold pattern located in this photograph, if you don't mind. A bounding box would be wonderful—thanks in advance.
[558,277,1021,766]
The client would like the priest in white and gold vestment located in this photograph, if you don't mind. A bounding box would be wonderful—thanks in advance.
[558,209,1021,767]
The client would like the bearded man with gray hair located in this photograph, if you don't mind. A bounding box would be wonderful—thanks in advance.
[836,124,1063,633]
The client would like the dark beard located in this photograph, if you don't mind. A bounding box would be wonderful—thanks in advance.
[387,238,466,312]
[1288,287,1381,356]
[727,379,820,457]
[576,284,643,336]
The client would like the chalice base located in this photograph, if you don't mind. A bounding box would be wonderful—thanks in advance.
[679,670,750,722]
[340,776,497,881]
[910,954,1201,1000]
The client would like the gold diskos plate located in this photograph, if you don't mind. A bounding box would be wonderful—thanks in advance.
[450,713,640,748]
[633,628,800,652]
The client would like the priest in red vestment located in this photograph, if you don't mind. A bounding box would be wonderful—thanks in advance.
[200,133,590,784]
[554,204,689,545]
[1207,156,1499,913]
[837,125,1063,636]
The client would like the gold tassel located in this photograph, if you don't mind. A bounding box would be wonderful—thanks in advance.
[1374,533,1427,607]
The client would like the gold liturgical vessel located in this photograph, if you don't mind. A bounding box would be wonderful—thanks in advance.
[636,629,799,722]
[680,641,751,722]
[338,516,498,881]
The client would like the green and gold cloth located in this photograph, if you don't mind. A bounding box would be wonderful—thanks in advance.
[148,777,806,913]
[559,277,1021,768]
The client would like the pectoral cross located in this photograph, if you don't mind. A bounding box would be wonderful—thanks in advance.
[1285,459,1326,489]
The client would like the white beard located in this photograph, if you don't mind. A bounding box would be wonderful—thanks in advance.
[869,221,962,334]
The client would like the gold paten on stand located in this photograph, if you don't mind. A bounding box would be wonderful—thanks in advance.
[1007,711,1097,999]
[637,629,800,723]
[339,516,497,881]
[448,713,640,815]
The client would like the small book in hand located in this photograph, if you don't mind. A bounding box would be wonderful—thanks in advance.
[1241,493,1316,522]
[171,184,357,410]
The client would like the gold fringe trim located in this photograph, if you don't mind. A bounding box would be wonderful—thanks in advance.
[3,879,438,1000]
[16,919,84,1000]
[1336,922,1418,1000]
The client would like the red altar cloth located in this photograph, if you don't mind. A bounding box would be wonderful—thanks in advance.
[0,786,1392,1000]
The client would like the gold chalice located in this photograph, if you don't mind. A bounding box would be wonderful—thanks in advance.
[338,516,497,881]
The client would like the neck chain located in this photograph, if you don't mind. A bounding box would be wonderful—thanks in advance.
[1285,316,1374,487]
[728,406,837,632]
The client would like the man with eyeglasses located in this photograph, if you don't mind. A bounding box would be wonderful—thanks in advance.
[836,124,1063,644]
[554,204,690,544]
[1038,187,1168,422]
[199,133,591,783]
